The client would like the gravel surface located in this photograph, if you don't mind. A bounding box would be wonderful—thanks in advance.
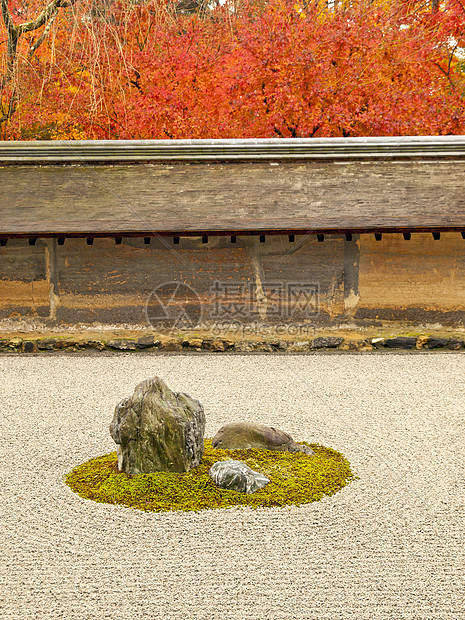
[0,353,464,619]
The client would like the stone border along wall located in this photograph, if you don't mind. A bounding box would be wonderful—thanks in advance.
[2,335,464,353]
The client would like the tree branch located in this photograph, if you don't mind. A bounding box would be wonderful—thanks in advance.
[1,0,15,35]
[0,86,17,123]
[18,0,78,35]
[1,0,80,125]
[28,9,58,56]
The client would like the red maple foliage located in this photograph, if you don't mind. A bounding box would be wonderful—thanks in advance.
[1,0,465,139]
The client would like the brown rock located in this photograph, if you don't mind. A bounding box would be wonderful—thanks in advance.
[8,338,22,350]
[161,339,183,351]
[212,422,314,455]
[288,341,311,352]
[182,337,203,350]
[202,339,234,352]
[87,340,105,351]
[22,341,38,353]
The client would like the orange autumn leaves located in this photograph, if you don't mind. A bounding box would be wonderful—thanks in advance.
[2,0,465,139]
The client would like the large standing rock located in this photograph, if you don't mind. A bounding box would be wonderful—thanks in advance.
[209,460,270,494]
[109,377,205,475]
[212,422,314,456]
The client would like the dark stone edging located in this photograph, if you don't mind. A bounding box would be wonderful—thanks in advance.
[0,334,464,353]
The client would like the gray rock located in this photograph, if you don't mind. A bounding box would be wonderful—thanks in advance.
[137,335,156,348]
[209,460,269,494]
[109,377,205,475]
[311,337,344,349]
[37,338,56,350]
[107,339,138,351]
[426,338,449,349]
[385,337,417,349]
[270,341,288,352]
[212,422,314,455]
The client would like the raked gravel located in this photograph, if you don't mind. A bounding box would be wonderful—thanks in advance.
[0,353,464,620]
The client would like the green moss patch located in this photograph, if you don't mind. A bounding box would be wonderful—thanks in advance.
[65,440,357,513]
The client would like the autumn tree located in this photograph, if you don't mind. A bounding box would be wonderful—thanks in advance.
[1,0,465,138]
[0,0,81,127]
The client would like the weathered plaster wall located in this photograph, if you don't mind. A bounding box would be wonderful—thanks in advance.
[0,240,49,318]
[357,232,465,323]
[258,235,345,320]
[1,233,465,327]
[54,237,256,323]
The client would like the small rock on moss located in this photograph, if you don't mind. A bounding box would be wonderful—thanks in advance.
[212,422,314,456]
[209,460,269,494]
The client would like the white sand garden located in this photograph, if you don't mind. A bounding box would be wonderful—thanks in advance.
[0,353,463,619]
